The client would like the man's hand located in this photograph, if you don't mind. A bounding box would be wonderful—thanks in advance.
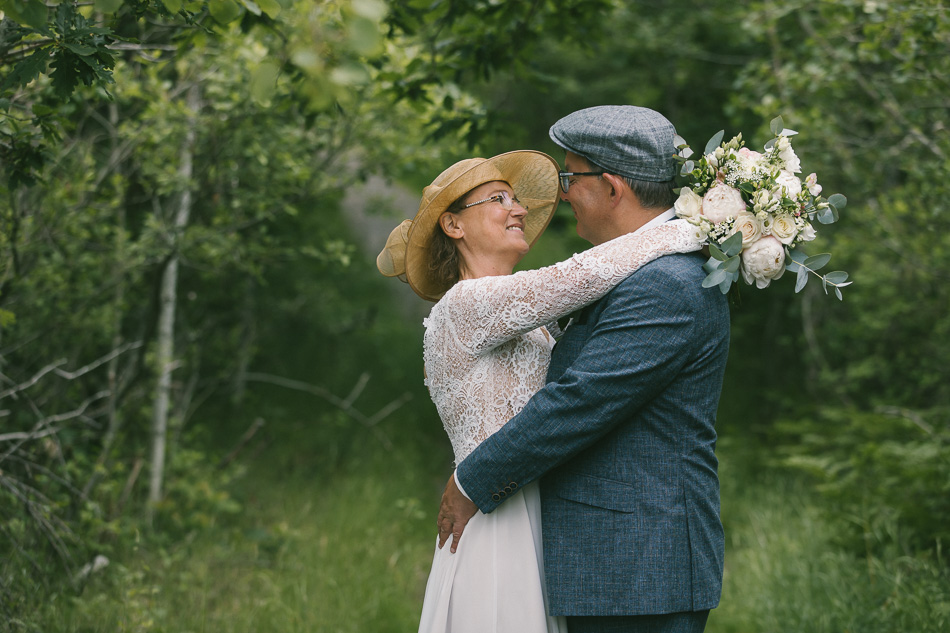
[437,473,479,553]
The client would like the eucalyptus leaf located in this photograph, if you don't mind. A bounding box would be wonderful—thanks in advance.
[673,134,688,148]
[824,271,849,284]
[817,207,837,224]
[703,268,730,288]
[721,231,743,258]
[709,242,727,262]
[704,130,724,156]
[795,265,809,293]
[804,253,831,270]
[835,287,843,300]
[770,115,784,135]
[723,256,740,274]
[680,147,694,159]
[828,193,848,209]
[718,278,733,294]
[703,256,721,274]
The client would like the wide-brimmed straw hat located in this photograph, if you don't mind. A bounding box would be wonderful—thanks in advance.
[377,150,560,302]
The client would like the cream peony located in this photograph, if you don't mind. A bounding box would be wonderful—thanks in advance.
[771,213,799,245]
[674,187,704,219]
[733,212,763,249]
[775,170,803,198]
[741,236,786,289]
[702,184,746,223]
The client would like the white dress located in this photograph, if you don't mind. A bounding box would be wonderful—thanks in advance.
[418,220,698,633]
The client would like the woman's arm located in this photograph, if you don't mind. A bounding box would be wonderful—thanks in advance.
[442,219,699,355]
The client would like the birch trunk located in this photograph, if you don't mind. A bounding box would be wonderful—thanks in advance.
[148,84,200,518]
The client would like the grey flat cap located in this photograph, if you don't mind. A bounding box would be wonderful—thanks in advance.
[549,105,677,182]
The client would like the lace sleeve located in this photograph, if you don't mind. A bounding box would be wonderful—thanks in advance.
[443,219,700,354]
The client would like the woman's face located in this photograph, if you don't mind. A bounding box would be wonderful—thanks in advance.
[451,180,531,264]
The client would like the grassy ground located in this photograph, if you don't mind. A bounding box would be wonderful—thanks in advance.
[26,424,949,633]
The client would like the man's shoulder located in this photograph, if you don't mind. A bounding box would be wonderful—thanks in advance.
[615,251,708,294]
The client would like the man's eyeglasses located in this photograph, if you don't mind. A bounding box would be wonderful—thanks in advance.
[463,190,525,211]
[558,171,604,193]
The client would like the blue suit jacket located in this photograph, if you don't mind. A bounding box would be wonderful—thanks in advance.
[456,251,730,616]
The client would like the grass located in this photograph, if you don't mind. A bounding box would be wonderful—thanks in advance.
[21,425,950,632]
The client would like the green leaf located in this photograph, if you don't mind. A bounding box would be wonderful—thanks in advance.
[795,265,809,293]
[0,47,51,91]
[703,130,724,156]
[708,242,727,262]
[241,0,261,16]
[723,255,740,274]
[785,249,806,273]
[738,182,755,194]
[1,0,49,30]
[673,134,688,149]
[770,115,784,136]
[256,0,281,17]
[824,271,849,284]
[162,0,183,12]
[250,60,280,106]
[721,231,743,258]
[94,0,124,13]
[63,42,97,56]
[209,0,242,24]
[835,287,843,301]
[828,193,847,209]
[718,277,734,294]
[817,207,837,224]
[804,253,831,270]
[702,256,720,274]
[703,268,731,288]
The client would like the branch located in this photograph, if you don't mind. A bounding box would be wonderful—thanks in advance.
[243,372,411,450]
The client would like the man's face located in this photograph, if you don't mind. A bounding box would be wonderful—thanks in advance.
[561,151,609,245]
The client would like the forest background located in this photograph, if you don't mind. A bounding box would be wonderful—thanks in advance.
[1,0,948,631]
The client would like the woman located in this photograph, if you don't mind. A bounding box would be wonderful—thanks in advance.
[377,150,699,633]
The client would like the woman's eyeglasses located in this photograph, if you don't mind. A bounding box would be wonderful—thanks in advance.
[463,190,526,211]
[558,171,604,193]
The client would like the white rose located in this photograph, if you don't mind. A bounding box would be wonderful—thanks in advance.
[702,184,746,224]
[771,213,799,244]
[741,236,786,289]
[674,187,704,219]
[775,170,803,198]
[732,212,762,249]
[798,222,817,242]
[805,172,822,196]
[687,221,709,244]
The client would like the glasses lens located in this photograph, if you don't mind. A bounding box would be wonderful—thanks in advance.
[499,191,513,210]
[559,174,570,193]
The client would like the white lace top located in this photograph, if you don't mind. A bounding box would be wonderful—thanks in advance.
[422,220,700,464]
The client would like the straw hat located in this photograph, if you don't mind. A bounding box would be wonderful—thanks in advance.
[377,150,560,301]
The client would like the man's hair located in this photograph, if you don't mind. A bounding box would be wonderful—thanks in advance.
[588,157,675,209]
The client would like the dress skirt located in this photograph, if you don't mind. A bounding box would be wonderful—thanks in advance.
[418,480,567,633]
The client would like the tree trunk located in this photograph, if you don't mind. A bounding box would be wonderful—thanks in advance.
[148,84,200,520]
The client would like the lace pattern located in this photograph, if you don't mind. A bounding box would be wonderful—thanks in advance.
[422,220,700,464]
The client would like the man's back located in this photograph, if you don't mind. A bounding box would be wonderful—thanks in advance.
[539,252,730,615]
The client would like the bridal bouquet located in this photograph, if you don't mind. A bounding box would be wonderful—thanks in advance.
[673,116,851,299]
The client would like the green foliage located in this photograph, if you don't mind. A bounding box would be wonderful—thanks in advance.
[773,407,950,556]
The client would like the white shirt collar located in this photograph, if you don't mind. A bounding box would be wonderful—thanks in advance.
[632,208,677,236]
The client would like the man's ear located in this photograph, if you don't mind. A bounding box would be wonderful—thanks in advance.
[439,212,464,239]
[601,173,627,207]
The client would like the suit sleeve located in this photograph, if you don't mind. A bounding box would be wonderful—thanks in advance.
[456,263,701,513]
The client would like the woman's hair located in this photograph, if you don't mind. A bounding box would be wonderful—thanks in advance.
[426,194,469,292]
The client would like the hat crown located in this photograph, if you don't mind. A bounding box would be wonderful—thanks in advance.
[419,158,505,212]
[549,105,677,182]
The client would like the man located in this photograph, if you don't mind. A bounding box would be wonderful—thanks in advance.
[437,105,731,633]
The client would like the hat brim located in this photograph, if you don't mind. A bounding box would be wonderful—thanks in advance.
[405,150,560,301]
